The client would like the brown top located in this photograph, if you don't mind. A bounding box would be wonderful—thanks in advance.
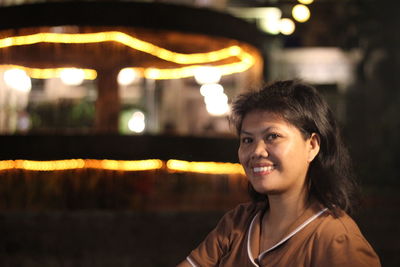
[186,202,381,267]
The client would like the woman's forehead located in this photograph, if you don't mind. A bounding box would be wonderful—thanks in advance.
[241,110,293,129]
[243,109,285,123]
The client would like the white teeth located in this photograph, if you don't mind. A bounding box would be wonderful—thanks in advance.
[253,166,274,173]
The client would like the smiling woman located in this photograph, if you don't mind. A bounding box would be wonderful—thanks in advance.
[238,110,320,198]
[177,80,381,267]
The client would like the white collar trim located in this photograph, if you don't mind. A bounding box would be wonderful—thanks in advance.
[247,207,328,266]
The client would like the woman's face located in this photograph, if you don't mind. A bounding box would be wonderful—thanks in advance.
[238,110,320,198]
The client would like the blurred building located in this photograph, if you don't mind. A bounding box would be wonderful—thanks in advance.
[0,0,362,136]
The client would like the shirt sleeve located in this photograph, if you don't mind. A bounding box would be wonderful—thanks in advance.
[316,232,381,267]
[186,207,238,267]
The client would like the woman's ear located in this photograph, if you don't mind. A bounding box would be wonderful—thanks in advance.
[307,133,320,163]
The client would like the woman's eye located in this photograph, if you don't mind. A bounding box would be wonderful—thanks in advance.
[266,133,279,141]
[241,137,252,144]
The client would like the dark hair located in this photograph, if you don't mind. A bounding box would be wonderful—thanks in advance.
[231,80,359,215]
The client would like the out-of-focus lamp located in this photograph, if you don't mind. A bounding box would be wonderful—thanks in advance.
[258,8,282,35]
[206,100,229,116]
[204,88,229,116]
[117,68,139,86]
[280,18,296,35]
[60,68,85,86]
[298,0,314,5]
[292,4,311,23]
[194,66,221,85]
[200,83,224,97]
[3,68,32,92]
[204,92,228,107]
[128,111,145,133]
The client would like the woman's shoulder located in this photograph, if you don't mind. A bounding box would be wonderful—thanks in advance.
[310,209,381,266]
[313,209,377,251]
[316,210,364,238]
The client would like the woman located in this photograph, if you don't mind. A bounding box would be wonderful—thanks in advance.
[178,80,381,267]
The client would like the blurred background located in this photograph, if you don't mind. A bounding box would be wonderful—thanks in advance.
[0,0,399,266]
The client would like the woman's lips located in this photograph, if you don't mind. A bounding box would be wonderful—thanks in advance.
[252,165,275,175]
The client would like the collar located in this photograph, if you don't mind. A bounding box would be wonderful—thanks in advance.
[247,202,328,266]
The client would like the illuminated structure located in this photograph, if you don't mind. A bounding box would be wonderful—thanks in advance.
[0,1,264,134]
[0,2,260,183]
[0,32,255,80]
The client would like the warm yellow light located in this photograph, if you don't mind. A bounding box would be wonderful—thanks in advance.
[0,159,244,175]
[85,159,163,171]
[14,159,85,171]
[166,159,245,175]
[1,57,253,81]
[292,4,311,23]
[98,159,163,171]
[298,0,313,4]
[0,65,97,80]
[0,160,15,170]
[280,18,296,35]
[0,159,163,172]
[0,32,255,80]
[0,32,250,65]
[140,50,255,80]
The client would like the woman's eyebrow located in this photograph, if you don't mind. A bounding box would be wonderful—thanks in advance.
[240,127,278,136]
[240,130,253,136]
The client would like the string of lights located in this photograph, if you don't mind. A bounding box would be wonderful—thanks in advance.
[0,31,255,80]
[0,159,245,175]
[0,65,97,80]
[0,31,244,64]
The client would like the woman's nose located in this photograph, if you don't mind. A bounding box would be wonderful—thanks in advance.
[251,140,268,159]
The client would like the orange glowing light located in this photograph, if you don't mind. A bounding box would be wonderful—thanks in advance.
[0,159,245,175]
[0,65,97,80]
[0,31,256,80]
[0,31,253,65]
[166,159,245,175]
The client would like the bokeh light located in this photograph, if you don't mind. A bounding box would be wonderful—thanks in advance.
[298,0,314,5]
[200,83,224,97]
[280,18,296,35]
[128,111,145,133]
[258,8,282,35]
[204,90,229,116]
[194,66,221,85]
[60,68,85,86]
[3,68,32,92]
[292,4,311,23]
[118,68,139,86]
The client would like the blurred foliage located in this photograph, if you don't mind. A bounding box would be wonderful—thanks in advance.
[27,98,95,133]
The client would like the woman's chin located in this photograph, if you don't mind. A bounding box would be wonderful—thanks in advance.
[251,180,284,196]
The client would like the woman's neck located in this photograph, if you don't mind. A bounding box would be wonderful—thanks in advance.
[266,191,309,224]
[260,189,310,251]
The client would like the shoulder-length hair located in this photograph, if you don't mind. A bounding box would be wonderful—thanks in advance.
[231,80,359,215]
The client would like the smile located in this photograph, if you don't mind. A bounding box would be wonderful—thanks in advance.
[253,166,275,174]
